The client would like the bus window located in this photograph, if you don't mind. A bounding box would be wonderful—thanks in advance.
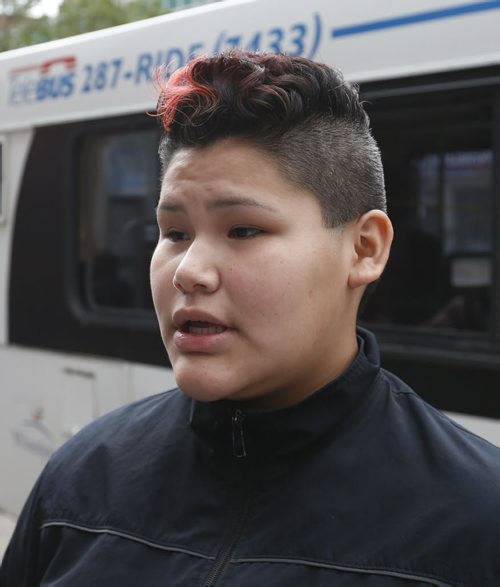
[363,89,493,333]
[78,128,160,311]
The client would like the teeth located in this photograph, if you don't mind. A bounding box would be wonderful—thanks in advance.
[184,321,226,334]
[189,325,225,334]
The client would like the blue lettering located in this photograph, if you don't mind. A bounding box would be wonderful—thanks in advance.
[60,73,75,97]
[135,53,153,84]
[36,78,49,101]
[49,78,60,98]
[155,51,166,68]
[188,42,204,60]
[267,28,284,53]
[163,48,185,73]
[94,63,107,91]
[81,65,92,93]
[110,58,123,87]
[245,32,261,52]
[308,13,322,59]
[9,78,37,105]
[288,23,307,57]
[25,80,38,102]
[36,74,75,101]
[225,35,242,48]
[9,81,23,105]
[214,31,225,54]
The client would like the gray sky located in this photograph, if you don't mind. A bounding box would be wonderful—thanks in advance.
[30,0,63,18]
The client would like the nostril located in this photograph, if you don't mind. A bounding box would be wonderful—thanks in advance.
[173,276,186,293]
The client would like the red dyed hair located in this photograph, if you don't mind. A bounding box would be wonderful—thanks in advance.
[157,56,218,132]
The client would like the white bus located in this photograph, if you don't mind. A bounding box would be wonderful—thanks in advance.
[1,0,500,517]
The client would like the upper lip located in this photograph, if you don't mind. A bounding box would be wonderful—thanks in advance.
[172,308,229,330]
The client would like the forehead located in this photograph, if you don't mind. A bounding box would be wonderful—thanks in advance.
[162,139,283,186]
[158,139,325,220]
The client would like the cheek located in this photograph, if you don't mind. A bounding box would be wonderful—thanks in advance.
[150,248,174,309]
[226,254,304,321]
[232,245,345,331]
[149,249,161,295]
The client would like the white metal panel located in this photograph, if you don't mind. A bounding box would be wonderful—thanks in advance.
[60,369,97,439]
[129,362,177,402]
[0,135,4,223]
[1,0,500,131]
[0,511,16,559]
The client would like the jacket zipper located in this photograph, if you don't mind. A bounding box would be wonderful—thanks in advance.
[203,409,250,586]
[231,409,247,458]
[203,490,252,587]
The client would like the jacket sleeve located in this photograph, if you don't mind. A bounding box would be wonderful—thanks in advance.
[0,477,44,587]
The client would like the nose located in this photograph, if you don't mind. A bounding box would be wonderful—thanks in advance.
[172,239,220,294]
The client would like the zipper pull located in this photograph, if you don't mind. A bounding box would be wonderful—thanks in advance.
[232,409,247,458]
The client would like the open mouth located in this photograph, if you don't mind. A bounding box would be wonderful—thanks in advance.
[181,320,227,335]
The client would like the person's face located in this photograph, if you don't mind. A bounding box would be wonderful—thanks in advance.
[150,139,360,408]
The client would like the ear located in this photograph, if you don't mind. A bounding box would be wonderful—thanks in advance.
[348,210,393,289]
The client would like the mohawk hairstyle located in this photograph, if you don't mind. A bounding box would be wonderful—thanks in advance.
[156,50,386,226]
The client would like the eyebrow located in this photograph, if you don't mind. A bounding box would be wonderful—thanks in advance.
[156,196,278,214]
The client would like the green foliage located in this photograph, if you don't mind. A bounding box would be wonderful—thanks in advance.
[0,0,168,51]
[124,0,165,22]
[0,0,50,51]
[55,0,127,38]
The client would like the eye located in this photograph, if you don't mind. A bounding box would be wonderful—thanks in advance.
[228,226,263,239]
[165,229,190,242]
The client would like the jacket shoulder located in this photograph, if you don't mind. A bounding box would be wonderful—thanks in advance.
[37,388,189,517]
[380,367,500,459]
[53,388,183,460]
[380,369,500,556]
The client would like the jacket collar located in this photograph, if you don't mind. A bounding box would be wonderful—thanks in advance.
[189,327,380,460]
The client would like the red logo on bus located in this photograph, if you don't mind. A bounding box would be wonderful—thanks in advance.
[9,56,77,77]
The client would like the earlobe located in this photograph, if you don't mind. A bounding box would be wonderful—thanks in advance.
[348,210,393,289]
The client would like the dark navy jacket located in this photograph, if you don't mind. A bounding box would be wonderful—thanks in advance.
[1,329,500,586]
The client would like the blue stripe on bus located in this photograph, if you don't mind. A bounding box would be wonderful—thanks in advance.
[331,1,500,38]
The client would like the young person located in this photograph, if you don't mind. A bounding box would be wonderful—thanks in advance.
[1,51,499,586]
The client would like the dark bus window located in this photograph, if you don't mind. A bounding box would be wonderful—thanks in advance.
[78,128,160,311]
[363,90,493,333]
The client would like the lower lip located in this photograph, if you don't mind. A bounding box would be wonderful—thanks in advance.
[173,328,234,352]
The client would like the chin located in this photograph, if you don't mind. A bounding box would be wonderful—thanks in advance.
[174,372,238,403]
